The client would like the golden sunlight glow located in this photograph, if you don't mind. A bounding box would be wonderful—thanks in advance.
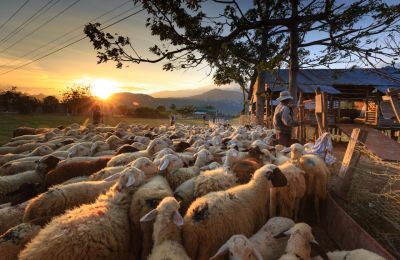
[91,79,121,100]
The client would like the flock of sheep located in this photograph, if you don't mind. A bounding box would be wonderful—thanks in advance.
[0,122,387,259]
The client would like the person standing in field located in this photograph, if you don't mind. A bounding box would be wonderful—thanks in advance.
[273,90,299,147]
[170,114,176,126]
[93,105,102,125]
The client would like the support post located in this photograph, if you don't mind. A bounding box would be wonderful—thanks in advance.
[333,128,368,199]
[315,88,328,136]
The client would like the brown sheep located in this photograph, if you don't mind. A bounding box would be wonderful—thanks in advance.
[45,157,111,188]
[115,144,139,155]
[231,158,262,184]
[12,127,36,137]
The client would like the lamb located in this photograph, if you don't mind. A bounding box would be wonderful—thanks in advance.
[269,162,306,220]
[182,164,288,260]
[45,156,111,187]
[0,223,41,260]
[19,167,148,260]
[140,197,190,260]
[210,217,295,260]
[290,143,330,223]
[326,249,385,260]
[129,175,173,260]
[0,155,61,204]
[23,178,116,224]
[277,223,319,260]
[0,201,29,235]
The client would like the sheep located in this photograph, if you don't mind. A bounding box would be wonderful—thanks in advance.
[0,155,61,204]
[174,178,196,215]
[89,166,125,181]
[129,157,158,178]
[174,141,191,153]
[290,143,330,223]
[0,147,17,155]
[326,249,385,260]
[0,201,28,235]
[13,127,37,137]
[269,162,306,220]
[115,144,139,155]
[273,144,290,166]
[23,178,116,224]
[129,175,173,260]
[0,160,37,176]
[277,223,319,260]
[66,143,91,158]
[210,217,295,260]
[0,145,53,166]
[200,161,221,171]
[0,223,41,260]
[19,166,148,260]
[90,141,110,156]
[106,135,124,150]
[182,164,288,260]
[140,197,190,260]
[231,158,262,184]
[45,156,111,187]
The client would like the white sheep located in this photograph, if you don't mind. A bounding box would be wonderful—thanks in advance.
[273,144,290,166]
[66,143,91,158]
[89,166,125,181]
[129,157,158,178]
[326,249,386,260]
[278,223,318,260]
[210,217,295,260]
[183,164,288,260]
[19,167,148,260]
[140,196,190,260]
[269,162,306,220]
[129,175,173,260]
[90,141,110,156]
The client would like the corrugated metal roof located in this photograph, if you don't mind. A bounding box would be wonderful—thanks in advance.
[268,84,341,94]
[264,68,400,89]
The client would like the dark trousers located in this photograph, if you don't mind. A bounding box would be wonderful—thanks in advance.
[276,132,292,147]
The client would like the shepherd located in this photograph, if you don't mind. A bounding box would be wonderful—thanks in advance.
[273,90,299,147]
[93,105,103,125]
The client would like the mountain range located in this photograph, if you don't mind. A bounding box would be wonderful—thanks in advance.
[109,88,244,115]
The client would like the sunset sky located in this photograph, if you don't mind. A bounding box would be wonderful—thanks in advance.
[0,0,397,97]
[0,0,221,96]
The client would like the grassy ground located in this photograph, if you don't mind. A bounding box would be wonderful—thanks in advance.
[0,114,207,145]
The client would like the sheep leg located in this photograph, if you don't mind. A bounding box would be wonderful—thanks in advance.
[314,196,321,224]
[269,188,277,218]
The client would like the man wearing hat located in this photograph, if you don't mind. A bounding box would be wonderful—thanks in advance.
[273,90,299,147]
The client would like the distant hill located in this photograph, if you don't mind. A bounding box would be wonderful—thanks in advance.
[109,89,244,115]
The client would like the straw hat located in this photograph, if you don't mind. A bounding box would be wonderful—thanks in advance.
[276,90,293,102]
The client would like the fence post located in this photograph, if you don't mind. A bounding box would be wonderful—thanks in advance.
[333,128,368,199]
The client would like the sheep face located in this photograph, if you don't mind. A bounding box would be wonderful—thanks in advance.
[253,164,287,187]
[153,148,175,161]
[158,154,184,172]
[130,158,158,178]
[210,235,263,260]
[194,149,213,166]
[147,138,169,155]
[111,166,147,192]
[67,144,90,158]
[35,155,60,174]
[140,196,183,226]
[290,143,304,161]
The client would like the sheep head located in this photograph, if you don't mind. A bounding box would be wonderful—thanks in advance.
[253,164,287,187]
[31,145,53,156]
[193,148,213,167]
[130,157,158,178]
[210,234,263,260]
[290,143,305,161]
[67,144,90,158]
[106,166,146,192]
[90,141,110,156]
[140,196,183,226]
[158,154,184,172]
[146,138,169,155]
[35,155,60,174]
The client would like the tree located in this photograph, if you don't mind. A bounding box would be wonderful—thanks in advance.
[169,104,176,111]
[176,105,195,118]
[84,0,400,125]
[61,84,93,115]
[42,96,59,113]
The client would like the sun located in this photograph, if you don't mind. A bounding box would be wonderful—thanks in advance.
[91,79,120,100]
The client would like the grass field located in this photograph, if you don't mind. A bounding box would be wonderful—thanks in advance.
[0,114,207,145]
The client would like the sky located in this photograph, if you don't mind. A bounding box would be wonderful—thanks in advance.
[0,0,397,97]
[0,0,220,96]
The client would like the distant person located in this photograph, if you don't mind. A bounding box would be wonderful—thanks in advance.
[170,114,176,126]
[273,91,299,147]
[202,114,207,125]
[93,105,102,125]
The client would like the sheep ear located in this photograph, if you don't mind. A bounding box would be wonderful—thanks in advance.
[273,229,290,238]
[159,158,170,171]
[173,210,184,226]
[104,173,120,182]
[269,167,287,187]
[126,174,136,187]
[281,147,291,153]
[209,242,229,260]
[140,209,158,222]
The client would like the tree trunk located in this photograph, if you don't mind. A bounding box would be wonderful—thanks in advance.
[288,0,299,104]
[255,70,266,125]
[247,69,258,101]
